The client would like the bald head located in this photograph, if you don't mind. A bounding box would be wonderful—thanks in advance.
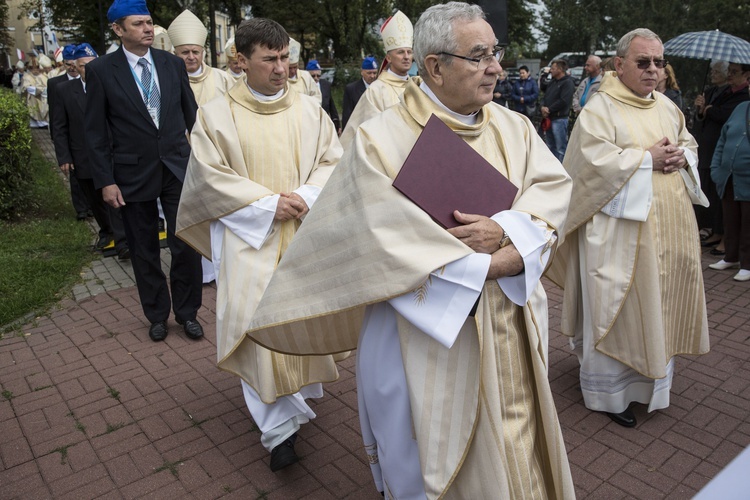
[585,55,602,78]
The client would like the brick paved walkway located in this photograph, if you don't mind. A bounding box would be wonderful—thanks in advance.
[0,133,747,498]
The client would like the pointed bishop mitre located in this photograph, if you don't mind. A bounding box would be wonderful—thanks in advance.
[380,10,413,52]
[168,10,207,48]
[289,38,301,65]
[225,37,237,60]
[153,25,173,52]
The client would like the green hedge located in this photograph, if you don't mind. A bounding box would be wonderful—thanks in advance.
[0,88,32,220]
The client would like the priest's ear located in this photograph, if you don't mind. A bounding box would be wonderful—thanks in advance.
[422,54,445,87]
[237,52,249,71]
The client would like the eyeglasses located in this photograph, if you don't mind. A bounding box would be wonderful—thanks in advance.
[631,57,668,69]
[437,46,505,71]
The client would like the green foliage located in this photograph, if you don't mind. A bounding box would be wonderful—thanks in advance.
[0,146,93,327]
[0,90,33,221]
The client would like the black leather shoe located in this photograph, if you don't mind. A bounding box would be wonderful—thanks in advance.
[606,408,636,428]
[177,318,204,340]
[149,321,168,341]
[270,434,299,472]
[77,212,88,221]
[96,235,113,250]
[117,247,130,260]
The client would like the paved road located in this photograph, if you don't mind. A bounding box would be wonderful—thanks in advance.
[0,131,747,498]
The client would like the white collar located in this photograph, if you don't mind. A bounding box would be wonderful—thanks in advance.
[247,84,284,102]
[419,81,479,125]
[387,68,409,81]
[188,65,204,77]
[122,46,152,69]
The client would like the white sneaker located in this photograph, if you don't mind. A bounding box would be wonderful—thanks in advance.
[709,259,740,270]
[733,269,750,282]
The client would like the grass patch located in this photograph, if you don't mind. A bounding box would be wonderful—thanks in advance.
[1,389,13,400]
[106,387,120,401]
[154,459,185,478]
[105,422,125,434]
[33,385,52,391]
[0,143,94,328]
[51,444,70,464]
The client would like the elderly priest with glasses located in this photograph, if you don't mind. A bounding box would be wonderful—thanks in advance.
[549,28,709,429]
[245,2,575,498]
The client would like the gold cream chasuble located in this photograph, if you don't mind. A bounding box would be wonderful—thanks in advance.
[22,72,49,123]
[339,70,409,149]
[189,65,236,106]
[176,83,342,403]
[288,69,322,104]
[549,72,709,379]
[247,79,575,499]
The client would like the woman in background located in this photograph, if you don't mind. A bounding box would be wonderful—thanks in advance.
[657,63,683,110]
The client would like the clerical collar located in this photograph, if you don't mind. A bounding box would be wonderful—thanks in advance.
[230,69,243,78]
[387,68,409,81]
[188,65,203,78]
[247,84,284,102]
[67,74,80,80]
[419,81,478,125]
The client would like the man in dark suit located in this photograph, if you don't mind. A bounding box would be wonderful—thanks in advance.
[53,43,129,260]
[342,56,378,129]
[48,44,91,221]
[85,0,204,342]
[306,60,340,134]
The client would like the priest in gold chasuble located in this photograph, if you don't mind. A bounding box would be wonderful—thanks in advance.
[339,10,414,149]
[246,4,575,498]
[548,29,709,429]
[176,18,342,472]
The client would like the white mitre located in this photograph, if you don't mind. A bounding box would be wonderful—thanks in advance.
[153,25,173,52]
[289,38,301,65]
[168,10,207,48]
[380,10,413,52]
[225,37,237,60]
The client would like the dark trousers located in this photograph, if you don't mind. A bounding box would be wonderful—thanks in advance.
[722,179,750,270]
[77,177,127,251]
[70,174,91,214]
[695,167,724,234]
[120,167,202,324]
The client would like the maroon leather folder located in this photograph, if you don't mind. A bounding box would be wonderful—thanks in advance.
[393,114,518,229]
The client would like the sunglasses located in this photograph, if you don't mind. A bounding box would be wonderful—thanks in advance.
[631,58,668,69]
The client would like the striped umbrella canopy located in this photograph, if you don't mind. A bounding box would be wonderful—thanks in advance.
[663,30,750,64]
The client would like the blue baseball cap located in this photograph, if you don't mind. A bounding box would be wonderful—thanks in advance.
[306,60,321,71]
[62,45,78,61]
[107,0,150,23]
[362,56,378,70]
[73,43,99,59]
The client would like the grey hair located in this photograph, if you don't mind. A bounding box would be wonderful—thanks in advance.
[587,55,602,65]
[711,60,729,76]
[413,1,486,76]
[616,28,662,57]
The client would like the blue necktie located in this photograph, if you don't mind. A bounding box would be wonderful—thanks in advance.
[137,57,160,125]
